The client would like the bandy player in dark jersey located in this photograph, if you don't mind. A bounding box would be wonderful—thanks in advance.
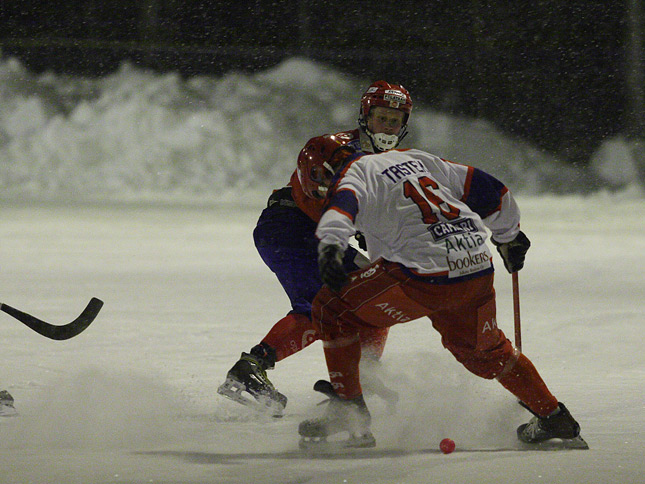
[218,81,413,415]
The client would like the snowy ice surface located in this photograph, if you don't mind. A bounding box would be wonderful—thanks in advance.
[0,56,644,483]
[1,195,644,484]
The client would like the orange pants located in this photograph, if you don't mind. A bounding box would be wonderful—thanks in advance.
[312,259,558,417]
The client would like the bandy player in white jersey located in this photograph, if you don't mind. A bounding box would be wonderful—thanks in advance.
[297,135,585,450]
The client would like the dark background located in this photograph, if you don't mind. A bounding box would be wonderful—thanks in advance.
[0,1,638,167]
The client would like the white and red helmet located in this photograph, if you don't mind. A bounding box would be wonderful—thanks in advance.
[358,80,413,152]
[296,134,356,200]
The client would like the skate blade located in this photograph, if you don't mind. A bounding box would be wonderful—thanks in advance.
[520,435,589,450]
[299,433,376,452]
[217,379,285,417]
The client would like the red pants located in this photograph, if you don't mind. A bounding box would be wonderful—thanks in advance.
[312,259,558,416]
[261,313,389,362]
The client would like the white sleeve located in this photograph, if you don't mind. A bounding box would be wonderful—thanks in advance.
[316,207,356,251]
[484,190,521,243]
[316,160,367,253]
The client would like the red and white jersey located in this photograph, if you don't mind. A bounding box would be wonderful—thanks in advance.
[317,149,521,282]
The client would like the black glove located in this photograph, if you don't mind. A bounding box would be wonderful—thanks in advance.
[318,244,348,292]
[492,230,531,273]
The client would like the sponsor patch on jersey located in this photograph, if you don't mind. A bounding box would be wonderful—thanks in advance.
[447,249,491,278]
[444,232,486,254]
[428,217,477,241]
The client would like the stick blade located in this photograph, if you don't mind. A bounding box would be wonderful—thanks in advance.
[1,297,104,340]
[53,297,104,340]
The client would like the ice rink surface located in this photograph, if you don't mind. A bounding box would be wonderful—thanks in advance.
[1,194,643,484]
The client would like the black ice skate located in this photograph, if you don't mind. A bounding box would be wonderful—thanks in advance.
[0,390,17,417]
[517,402,588,449]
[217,353,287,417]
[299,380,375,450]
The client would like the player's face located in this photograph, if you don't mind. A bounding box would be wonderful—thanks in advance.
[311,148,350,188]
[310,164,334,189]
[367,106,406,135]
[309,147,353,198]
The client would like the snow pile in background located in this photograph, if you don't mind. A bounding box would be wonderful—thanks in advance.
[0,54,639,203]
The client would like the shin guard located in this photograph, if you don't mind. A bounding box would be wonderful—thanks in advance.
[497,352,559,416]
[261,313,320,362]
[323,335,363,400]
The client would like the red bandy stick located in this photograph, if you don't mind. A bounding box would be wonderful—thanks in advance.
[512,272,521,352]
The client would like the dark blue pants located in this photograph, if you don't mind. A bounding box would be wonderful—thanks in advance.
[253,192,359,317]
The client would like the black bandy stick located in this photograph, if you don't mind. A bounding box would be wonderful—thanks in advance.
[0,298,103,340]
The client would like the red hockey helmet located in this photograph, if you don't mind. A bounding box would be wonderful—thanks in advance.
[358,80,413,151]
[297,134,355,199]
[360,80,413,119]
